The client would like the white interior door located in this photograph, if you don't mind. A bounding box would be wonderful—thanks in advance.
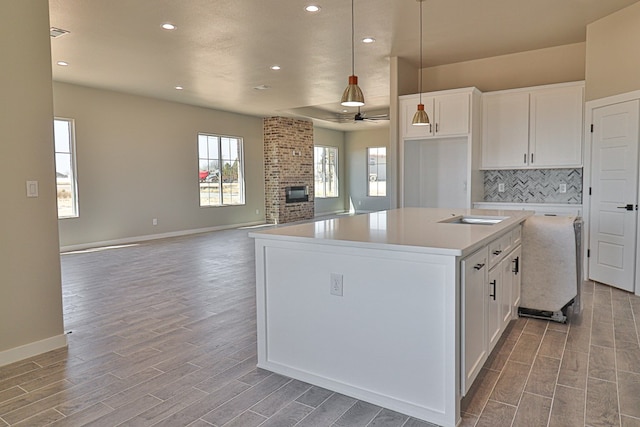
[589,100,639,292]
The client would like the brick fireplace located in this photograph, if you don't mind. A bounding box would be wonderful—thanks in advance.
[263,117,314,224]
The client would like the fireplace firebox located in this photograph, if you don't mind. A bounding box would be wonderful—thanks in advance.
[285,186,309,203]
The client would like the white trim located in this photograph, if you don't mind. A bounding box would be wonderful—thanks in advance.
[60,220,266,252]
[480,80,585,97]
[0,334,68,367]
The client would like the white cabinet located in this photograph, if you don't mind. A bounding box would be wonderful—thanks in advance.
[511,245,522,310]
[399,87,483,209]
[461,225,523,394]
[400,90,471,140]
[481,82,584,169]
[482,92,530,169]
[462,247,488,394]
[487,266,502,350]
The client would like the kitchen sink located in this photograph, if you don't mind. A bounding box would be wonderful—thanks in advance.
[439,215,508,225]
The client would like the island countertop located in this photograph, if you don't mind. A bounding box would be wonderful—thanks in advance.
[249,207,533,257]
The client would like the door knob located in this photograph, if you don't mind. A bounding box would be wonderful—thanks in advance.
[617,204,634,211]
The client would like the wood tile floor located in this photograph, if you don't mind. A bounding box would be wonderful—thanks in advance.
[0,227,639,426]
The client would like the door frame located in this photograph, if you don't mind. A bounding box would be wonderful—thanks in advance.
[584,89,640,297]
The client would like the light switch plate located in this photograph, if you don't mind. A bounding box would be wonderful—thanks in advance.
[26,181,39,198]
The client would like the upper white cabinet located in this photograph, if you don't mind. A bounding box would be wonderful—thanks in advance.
[481,92,530,168]
[399,87,483,209]
[400,89,471,140]
[481,82,584,169]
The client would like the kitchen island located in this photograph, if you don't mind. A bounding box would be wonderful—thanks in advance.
[250,207,532,427]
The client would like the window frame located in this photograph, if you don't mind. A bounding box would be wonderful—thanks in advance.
[197,133,246,207]
[367,146,387,197]
[314,145,339,199]
[53,117,79,219]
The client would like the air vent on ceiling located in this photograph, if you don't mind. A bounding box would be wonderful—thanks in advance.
[50,27,70,38]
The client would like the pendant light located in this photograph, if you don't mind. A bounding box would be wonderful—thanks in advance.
[341,0,365,107]
[412,0,430,126]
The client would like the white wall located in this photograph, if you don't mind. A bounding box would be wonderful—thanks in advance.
[54,82,266,248]
[346,127,391,212]
[0,0,66,363]
[585,1,640,101]
[422,43,586,93]
[314,127,348,216]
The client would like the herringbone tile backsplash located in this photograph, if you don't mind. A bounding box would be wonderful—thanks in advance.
[484,169,582,203]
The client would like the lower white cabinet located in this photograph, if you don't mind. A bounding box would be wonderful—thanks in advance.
[461,247,488,394]
[462,226,522,394]
[487,266,502,350]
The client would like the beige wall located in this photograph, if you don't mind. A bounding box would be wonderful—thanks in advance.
[585,2,640,101]
[346,127,391,212]
[422,43,586,93]
[54,83,266,248]
[314,127,348,216]
[0,0,66,359]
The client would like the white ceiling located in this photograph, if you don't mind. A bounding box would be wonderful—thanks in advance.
[49,0,638,130]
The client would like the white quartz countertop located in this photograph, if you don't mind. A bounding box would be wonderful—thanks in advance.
[249,207,533,257]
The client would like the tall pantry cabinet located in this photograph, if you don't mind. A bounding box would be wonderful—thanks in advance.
[399,87,484,209]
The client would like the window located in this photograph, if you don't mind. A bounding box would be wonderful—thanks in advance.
[53,118,78,218]
[367,147,386,197]
[314,146,339,198]
[198,133,245,206]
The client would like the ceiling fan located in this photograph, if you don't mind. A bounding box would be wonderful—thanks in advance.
[323,107,389,124]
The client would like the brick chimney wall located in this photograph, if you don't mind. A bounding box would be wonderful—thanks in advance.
[263,117,314,224]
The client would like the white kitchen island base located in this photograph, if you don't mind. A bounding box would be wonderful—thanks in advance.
[251,208,531,426]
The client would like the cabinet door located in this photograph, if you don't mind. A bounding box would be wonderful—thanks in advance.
[461,248,488,394]
[511,246,522,311]
[400,96,434,139]
[487,267,502,352]
[529,85,583,167]
[482,92,530,169]
[435,92,470,136]
[500,256,513,328]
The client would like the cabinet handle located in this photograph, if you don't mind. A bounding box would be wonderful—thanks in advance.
[490,280,496,300]
[524,153,527,164]
[531,153,534,164]
[492,250,502,256]
[512,256,519,274]
[474,263,485,270]
[435,123,439,133]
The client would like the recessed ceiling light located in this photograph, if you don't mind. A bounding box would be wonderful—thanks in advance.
[270,65,281,71]
[56,61,69,66]
[175,86,184,90]
[305,5,321,12]
[362,37,376,44]
[161,23,176,30]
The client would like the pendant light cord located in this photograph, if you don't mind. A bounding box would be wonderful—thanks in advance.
[351,0,355,75]
[418,0,423,104]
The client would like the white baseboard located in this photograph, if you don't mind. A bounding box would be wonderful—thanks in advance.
[60,220,266,253]
[314,210,350,218]
[0,334,68,367]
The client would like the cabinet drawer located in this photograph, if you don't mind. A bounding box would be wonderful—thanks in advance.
[488,233,511,268]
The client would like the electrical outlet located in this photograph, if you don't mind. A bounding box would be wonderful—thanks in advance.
[559,183,567,193]
[152,218,158,226]
[255,209,260,215]
[498,183,505,193]
[330,273,343,297]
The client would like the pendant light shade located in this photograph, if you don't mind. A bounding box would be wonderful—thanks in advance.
[412,103,430,125]
[412,0,430,126]
[341,0,364,107]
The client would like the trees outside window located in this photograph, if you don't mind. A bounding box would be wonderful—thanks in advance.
[314,146,338,198]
